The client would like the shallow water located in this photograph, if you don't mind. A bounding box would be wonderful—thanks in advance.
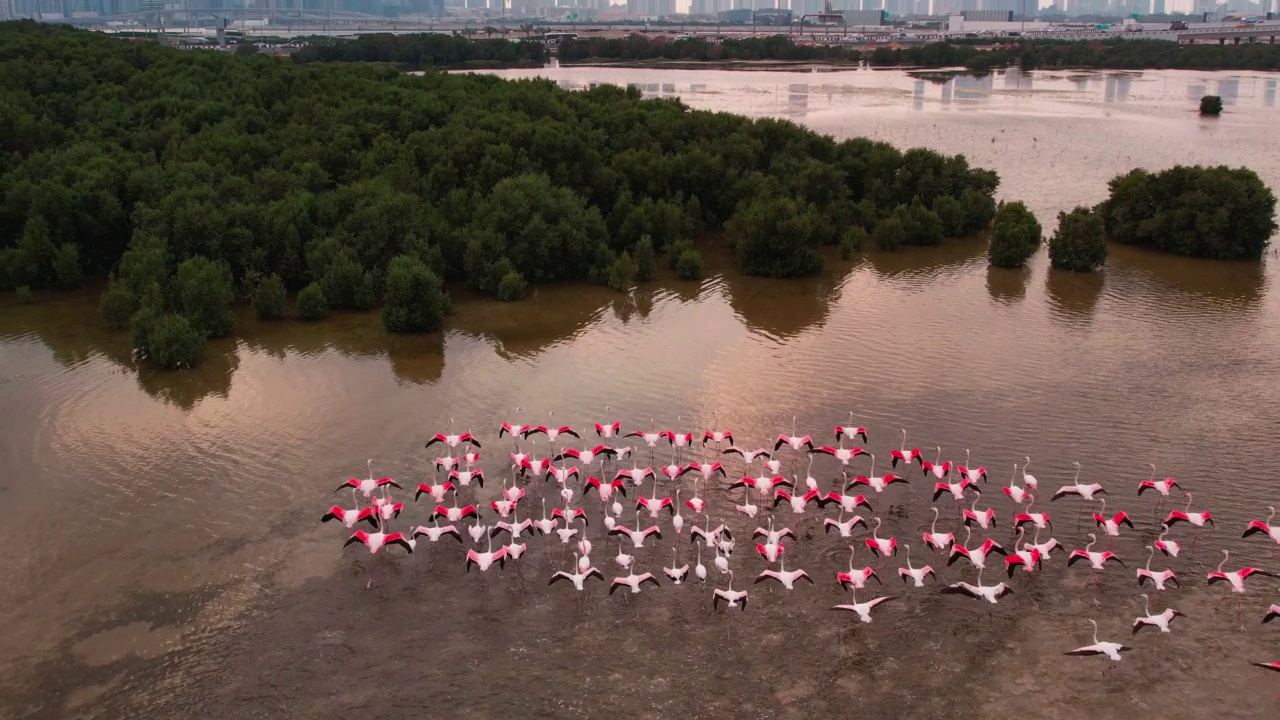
[2,67,1280,719]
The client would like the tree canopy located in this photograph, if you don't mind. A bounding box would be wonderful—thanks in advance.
[1095,166,1276,260]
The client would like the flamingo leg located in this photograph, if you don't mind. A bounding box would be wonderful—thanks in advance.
[1189,531,1201,559]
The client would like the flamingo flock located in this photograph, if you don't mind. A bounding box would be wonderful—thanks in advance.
[323,412,1280,674]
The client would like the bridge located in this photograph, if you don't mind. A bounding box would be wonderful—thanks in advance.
[1176,24,1280,44]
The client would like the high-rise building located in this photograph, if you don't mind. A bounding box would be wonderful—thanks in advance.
[1153,0,1164,12]
[0,0,12,18]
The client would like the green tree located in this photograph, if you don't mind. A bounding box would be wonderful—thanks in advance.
[932,195,967,237]
[840,226,867,259]
[608,251,638,291]
[100,279,138,329]
[1199,95,1223,115]
[16,286,34,304]
[496,270,527,301]
[987,202,1042,268]
[53,243,83,289]
[665,238,694,270]
[1095,165,1276,260]
[10,216,57,287]
[633,235,656,281]
[1048,207,1108,272]
[382,255,450,333]
[676,248,703,280]
[297,282,329,321]
[236,42,260,57]
[728,196,826,278]
[873,216,905,251]
[961,187,998,235]
[147,313,206,370]
[173,256,236,338]
[252,273,287,319]
[894,200,945,246]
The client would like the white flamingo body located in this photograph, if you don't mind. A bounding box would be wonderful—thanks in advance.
[832,590,895,623]
[923,507,955,552]
[941,567,1012,604]
[898,544,937,587]
[837,545,881,590]
[1136,547,1179,591]
[1132,594,1184,634]
[1065,620,1131,662]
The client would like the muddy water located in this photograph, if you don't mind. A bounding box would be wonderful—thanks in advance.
[2,68,1280,719]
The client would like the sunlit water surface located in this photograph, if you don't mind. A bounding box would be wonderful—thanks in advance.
[1,67,1279,719]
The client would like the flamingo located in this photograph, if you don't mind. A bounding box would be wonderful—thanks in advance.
[1207,550,1276,592]
[554,513,580,544]
[465,534,506,572]
[624,420,663,452]
[532,498,558,536]
[1021,456,1038,490]
[425,423,481,450]
[1092,498,1134,537]
[948,526,1006,570]
[1137,463,1180,498]
[410,520,462,544]
[1132,594,1184,634]
[1250,662,1280,672]
[921,446,951,480]
[775,416,814,452]
[672,490,685,534]
[824,508,867,537]
[550,553,605,590]
[694,544,707,582]
[610,567,660,595]
[1026,525,1061,561]
[1165,492,1213,528]
[922,507,955,552]
[941,567,1013,604]
[850,455,907,493]
[889,429,921,469]
[1005,527,1042,576]
[865,517,897,557]
[520,456,551,477]
[685,478,706,515]
[680,461,727,482]
[321,505,379,529]
[1012,496,1051,530]
[430,497,479,523]
[773,484,828,514]
[702,412,733,448]
[1068,533,1125,570]
[756,555,813,590]
[722,446,772,465]
[1051,462,1106,501]
[957,449,987,484]
[584,476,627,502]
[756,539,785,563]
[898,544,937,587]
[834,412,867,444]
[799,455,820,492]
[734,486,759,519]
[433,455,459,472]
[498,408,530,439]
[1003,463,1029,504]
[450,466,486,488]
[462,451,480,467]
[614,464,655,486]
[489,496,519,519]
[664,545,690,584]
[932,478,980,502]
[467,514,488,544]
[594,407,620,439]
[611,510,662,548]
[729,473,793,498]
[754,517,796,545]
[1154,524,1180,557]
[1265,605,1280,624]
[636,479,673,518]
[812,444,867,466]
[1136,546,1179,590]
[1064,620,1132,662]
[414,479,455,504]
[344,529,413,554]
[831,589,895,623]
[1242,506,1280,550]
[528,411,578,446]
[690,517,731,548]
[837,545,881,590]
[713,570,749,610]
[660,422,695,462]
[492,506,533,538]
[335,460,402,497]
[555,445,618,468]
[714,547,730,574]
[962,496,997,530]
[504,539,528,560]
[614,539,633,569]
[546,463,580,485]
